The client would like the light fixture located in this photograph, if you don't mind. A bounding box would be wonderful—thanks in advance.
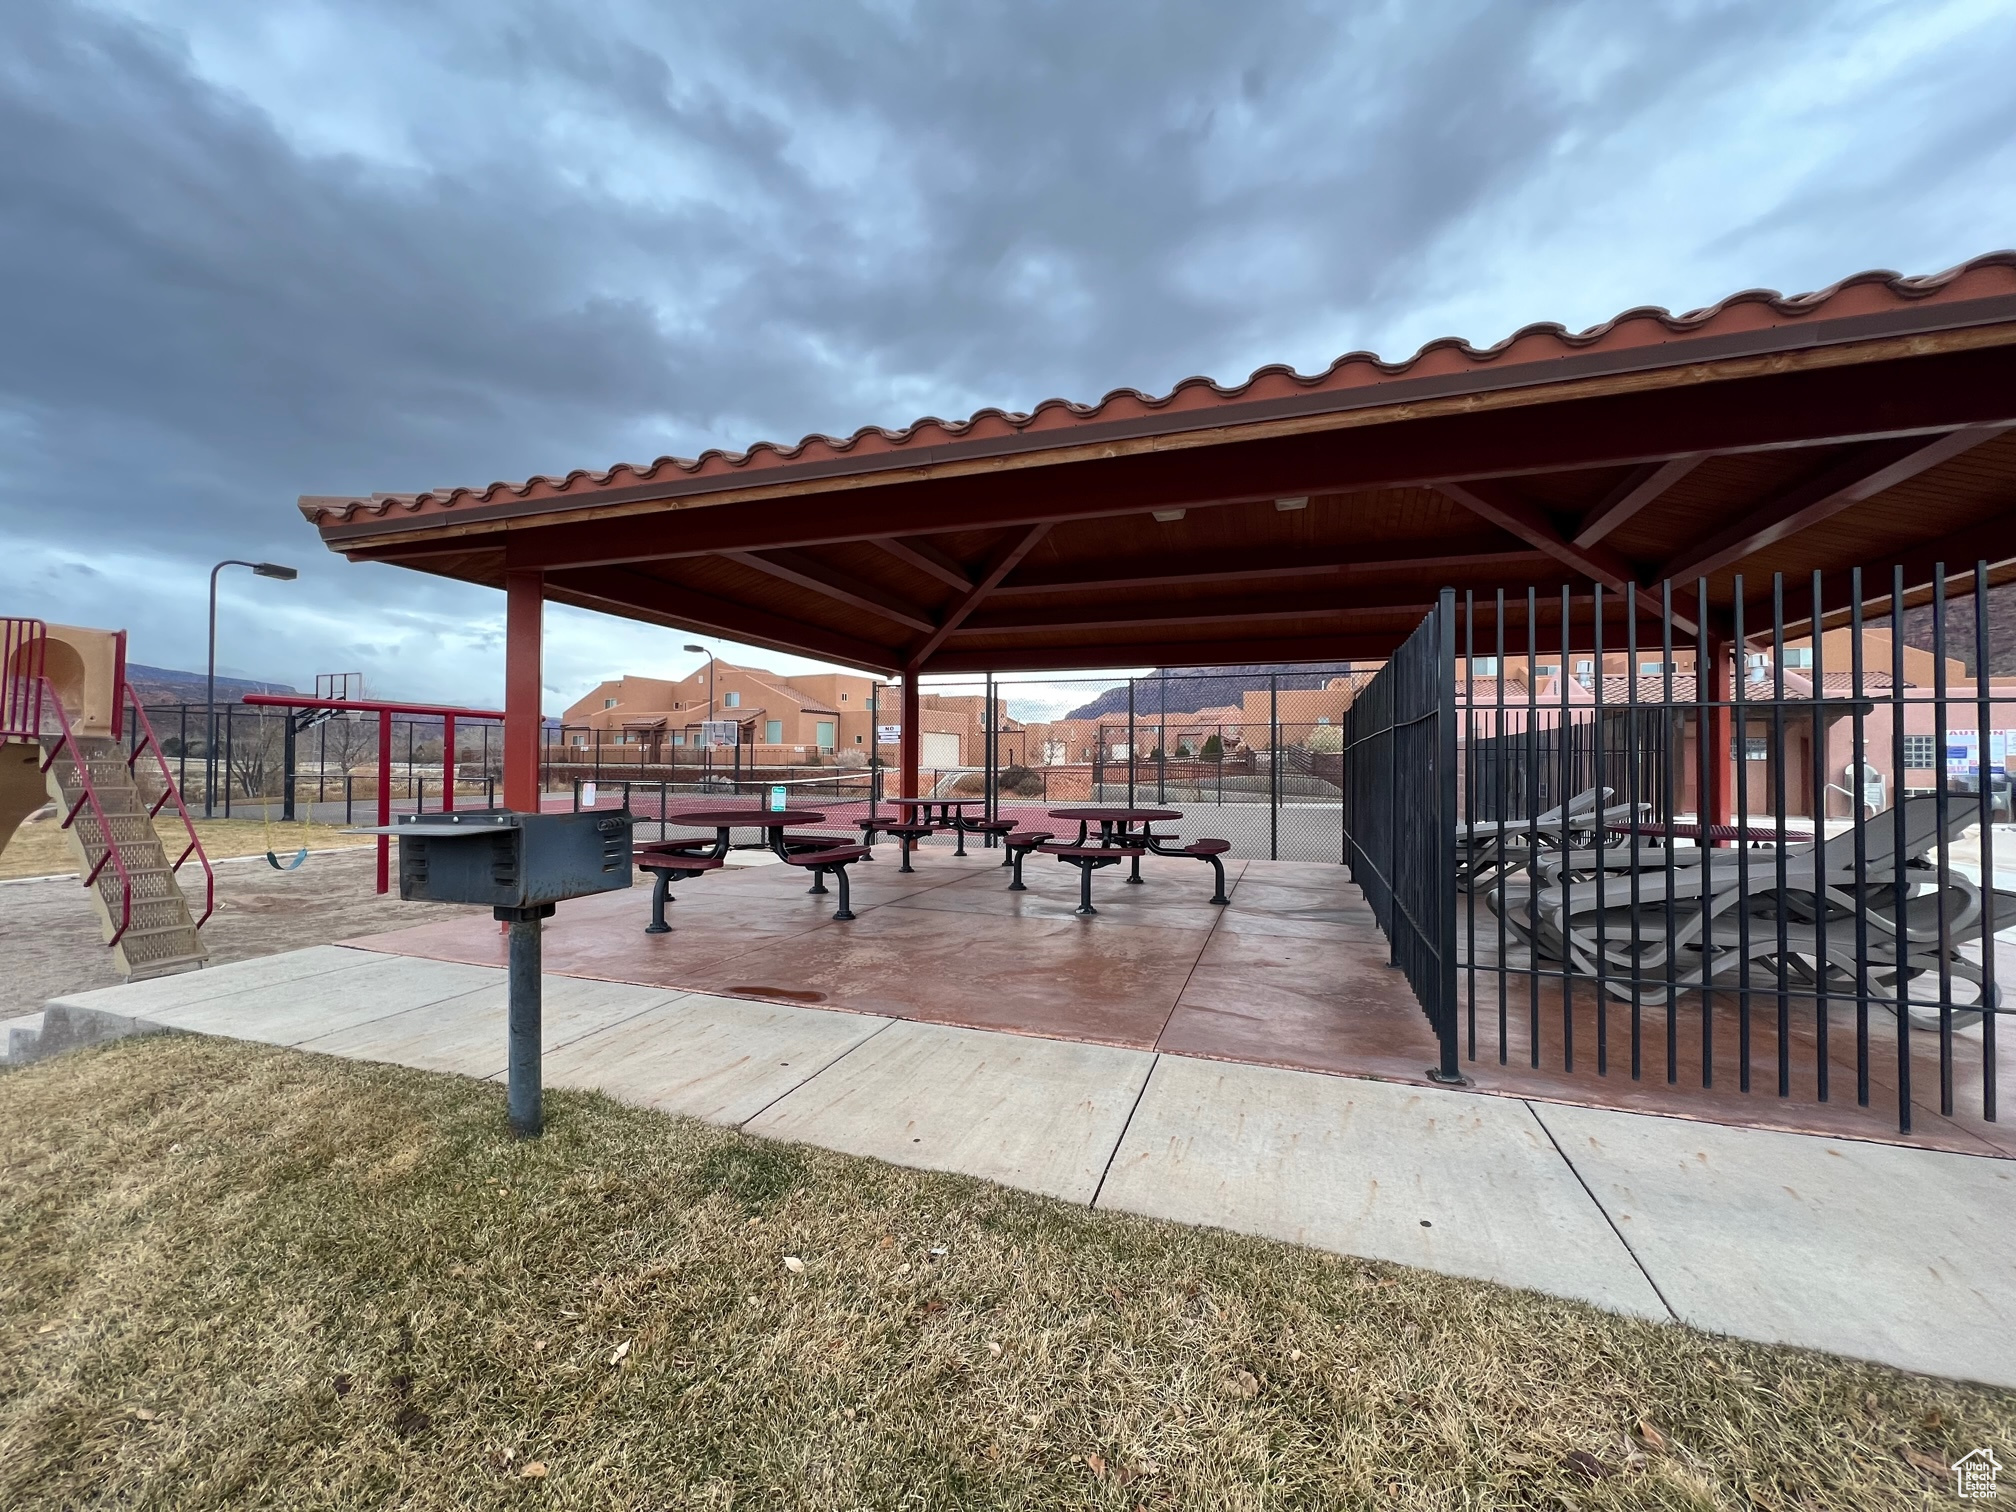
[1274,497,1308,512]
[252,561,298,579]
[1152,509,1186,522]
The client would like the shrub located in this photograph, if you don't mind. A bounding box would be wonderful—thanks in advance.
[1000,764,1046,797]
[1200,734,1224,759]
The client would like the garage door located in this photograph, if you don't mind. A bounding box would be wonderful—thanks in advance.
[922,731,961,768]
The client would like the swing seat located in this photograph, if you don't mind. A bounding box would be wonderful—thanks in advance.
[266,847,309,871]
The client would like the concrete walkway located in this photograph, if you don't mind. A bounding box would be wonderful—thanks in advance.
[43,945,2016,1389]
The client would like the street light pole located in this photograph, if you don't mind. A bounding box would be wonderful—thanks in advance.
[207,559,298,817]
[684,644,715,787]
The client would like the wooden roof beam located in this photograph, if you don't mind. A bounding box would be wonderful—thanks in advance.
[923,633,1398,675]
[872,536,974,591]
[1437,481,1637,592]
[1744,498,2016,638]
[992,541,1546,597]
[905,524,1050,669]
[1572,456,1704,548]
[1660,425,2010,584]
[957,590,1438,636]
[546,566,902,674]
[722,549,936,634]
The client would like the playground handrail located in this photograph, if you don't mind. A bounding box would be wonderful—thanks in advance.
[37,676,137,946]
[2,617,47,739]
[124,687,215,928]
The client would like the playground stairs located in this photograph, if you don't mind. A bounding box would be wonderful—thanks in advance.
[38,733,208,980]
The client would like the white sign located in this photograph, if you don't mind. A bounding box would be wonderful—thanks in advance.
[876,724,901,744]
[1946,729,2016,778]
[701,720,739,749]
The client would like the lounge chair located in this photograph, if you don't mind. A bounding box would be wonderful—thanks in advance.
[1493,796,1995,1021]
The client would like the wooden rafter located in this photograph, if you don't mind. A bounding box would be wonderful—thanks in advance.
[722,549,935,633]
[873,536,974,591]
[1661,425,2011,583]
[1573,456,1703,548]
[547,566,900,673]
[992,541,1546,597]
[956,590,1438,637]
[907,524,1050,669]
[1436,481,1637,593]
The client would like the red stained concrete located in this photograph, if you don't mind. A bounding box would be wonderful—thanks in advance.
[345,845,2014,1158]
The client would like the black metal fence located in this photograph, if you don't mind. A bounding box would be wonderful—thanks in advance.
[1451,565,2007,1133]
[1343,591,1460,1079]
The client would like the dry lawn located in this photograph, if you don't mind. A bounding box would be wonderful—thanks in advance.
[1,817,369,880]
[2,1035,2009,1510]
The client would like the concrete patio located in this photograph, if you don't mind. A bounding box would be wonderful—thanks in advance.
[41,889,2016,1389]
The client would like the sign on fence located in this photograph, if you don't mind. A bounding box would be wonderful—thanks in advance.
[1945,729,2016,778]
[876,724,901,744]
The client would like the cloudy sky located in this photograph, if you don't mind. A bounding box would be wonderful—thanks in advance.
[3,0,2013,719]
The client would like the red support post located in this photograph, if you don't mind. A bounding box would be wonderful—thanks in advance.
[505,570,543,813]
[376,706,393,894]
[900,673,920,800]
[441,712,456,813]
[1706,636,1735,831]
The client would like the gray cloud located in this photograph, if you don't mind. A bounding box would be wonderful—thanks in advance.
[1,0,2011,703]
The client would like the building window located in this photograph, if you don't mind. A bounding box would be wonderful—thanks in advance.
[815,720,836,749]
[1470,657,1499,675]
[1533,664,1559,678]
[603,698,617,709]
[855,733,863,743]
[1729,736,1770,762]
[1638,660,1676,676]
[840,692,848,702]
[764,719,783,744]
[1903,734,1937,768]
[1783,648,1814,669]
[671,734,685,746]
[722,691,741,708]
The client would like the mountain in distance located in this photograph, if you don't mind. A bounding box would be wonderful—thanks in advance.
[1061,663,1368,721]
[126,663,296,706]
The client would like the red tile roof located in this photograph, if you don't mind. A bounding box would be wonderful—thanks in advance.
[302,252,2016,529]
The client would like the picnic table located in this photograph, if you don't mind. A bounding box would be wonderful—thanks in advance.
[886,796,979,828]
[665,807,831,862]
[1047,806,1184,848]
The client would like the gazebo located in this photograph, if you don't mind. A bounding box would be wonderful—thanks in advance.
[301,253,2016,1141]
[305,253,2016,812]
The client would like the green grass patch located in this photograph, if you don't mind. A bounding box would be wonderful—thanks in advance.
[0,1036,2008,1508]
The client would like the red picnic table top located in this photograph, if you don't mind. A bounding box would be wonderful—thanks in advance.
[1048,807,1184,823]
[668,808,829,827]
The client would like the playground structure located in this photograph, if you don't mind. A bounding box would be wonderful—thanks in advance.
[240,692,506,893]
[2,618,212,979]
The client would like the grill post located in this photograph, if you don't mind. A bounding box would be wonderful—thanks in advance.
[500,902,556,1137]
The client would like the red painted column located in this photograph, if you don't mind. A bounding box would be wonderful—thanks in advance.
[441,713,456,813]
[504,571,543,813]
[900,673,920,800]
[1705,637,1735,832]
[376,707,392,894]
